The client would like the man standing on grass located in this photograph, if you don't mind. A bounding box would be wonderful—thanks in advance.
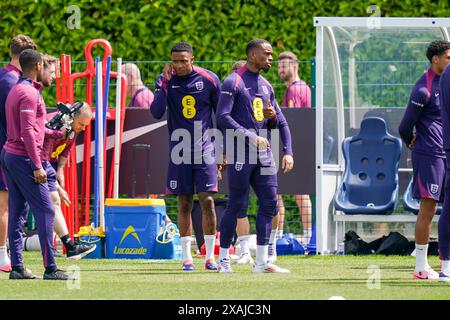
[42,98,96,260]
[399,40,450,280]
[276,51,313,249]
[151,42,223,271]
[2,49,71,280]
[438,41,450,283]
[216,39,294,273]
[0,35,37,272]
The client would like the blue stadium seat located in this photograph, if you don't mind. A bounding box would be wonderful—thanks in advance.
[402,177,442,215]
[333,117,402,215]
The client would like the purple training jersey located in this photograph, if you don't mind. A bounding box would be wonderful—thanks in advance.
[399,68,444,158]
[151,66,221,164]
[281,79,311,108]
[440,64,450,150]
[0,64,21,149]
[216,65,293,158]
[128,86,154,108]
[4,78,47,170]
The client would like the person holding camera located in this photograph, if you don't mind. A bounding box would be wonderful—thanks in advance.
[43,100,95,260]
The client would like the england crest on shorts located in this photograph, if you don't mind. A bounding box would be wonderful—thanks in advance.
[262,85,269,95]
[170,180,177,190]
[235,162,243,171]
[430,184,439,194]
[195,81,204,91]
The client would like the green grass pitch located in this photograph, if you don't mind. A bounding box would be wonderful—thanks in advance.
[0,252,449,300]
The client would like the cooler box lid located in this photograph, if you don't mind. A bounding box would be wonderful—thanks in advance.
[105,199,165,207]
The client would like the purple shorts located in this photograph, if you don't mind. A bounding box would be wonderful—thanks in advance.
[166,162,218,195]
[45,161,57,192]
[412,152,446,202]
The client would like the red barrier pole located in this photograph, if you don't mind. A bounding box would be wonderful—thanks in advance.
[65,57,78,231]
[56,55,70,246]
[107,74,127,198]
[64,55,75,237]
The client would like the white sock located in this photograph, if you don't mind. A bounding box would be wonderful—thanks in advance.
[181,236,193,262]
[238,235,250,255]
[269,230,277,245]
[219,247,229,261]
[204,234,216,262]
[0,246,9,266]
[256,245,269,265]
[276,229,283,239]
[414,244,428,272]
[442,260,450,275]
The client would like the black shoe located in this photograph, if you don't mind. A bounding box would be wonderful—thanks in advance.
[43,269,72,280]
[67,244,97,261]
[9,268,39,280]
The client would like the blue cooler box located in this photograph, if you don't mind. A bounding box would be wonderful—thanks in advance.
[105,199,166,259]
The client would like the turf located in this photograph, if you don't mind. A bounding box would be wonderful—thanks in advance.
[0,252,449,300]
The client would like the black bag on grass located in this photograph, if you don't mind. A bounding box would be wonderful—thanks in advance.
[344,231,373,255]
[367,235,387,253]
[375,232,410,255]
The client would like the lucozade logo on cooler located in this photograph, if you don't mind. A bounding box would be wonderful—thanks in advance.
[113,225,148,255]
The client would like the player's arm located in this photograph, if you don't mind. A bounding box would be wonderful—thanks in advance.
[44,127,65,139]
[56,138,75,188]
[55,179,71,206]
[209,72,221,115]
[264,88,279,129]
[56,155,68,188]
[19,90,42,170]
[19,90,46,182]
[398,86,427,147]
[150,73,169,119]
[274,102,294,173]
[209,73,227,171]
[440,67,450,115]
[271,87,294,171]
[275,104,293,157]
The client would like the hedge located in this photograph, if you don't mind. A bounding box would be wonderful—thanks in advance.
[1,0,449,65]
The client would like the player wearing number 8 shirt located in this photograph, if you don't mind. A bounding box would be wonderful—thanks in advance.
[151,42,223,271]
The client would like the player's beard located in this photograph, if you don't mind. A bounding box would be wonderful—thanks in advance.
[282,70,293,82]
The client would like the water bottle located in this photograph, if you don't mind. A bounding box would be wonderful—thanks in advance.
[337,242,345,255]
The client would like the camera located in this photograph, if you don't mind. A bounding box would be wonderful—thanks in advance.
[45,101,84,132]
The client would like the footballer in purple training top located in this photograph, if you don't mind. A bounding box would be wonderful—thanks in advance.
[438,41,450,283]
[2,50,68,280]
[399,40,450,282]
[151,42,222,272]
[216,39,293,273]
